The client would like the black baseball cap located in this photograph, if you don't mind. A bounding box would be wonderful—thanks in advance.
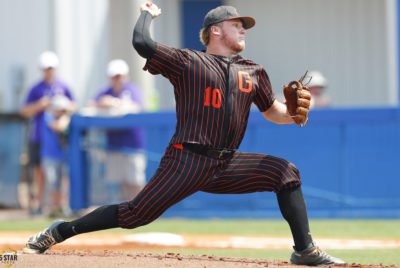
[203,6,256,29]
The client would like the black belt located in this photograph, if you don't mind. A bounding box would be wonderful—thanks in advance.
[181,143,235,160]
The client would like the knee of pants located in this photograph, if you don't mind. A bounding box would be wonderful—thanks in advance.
[277,161,302,191]
[118,201,162,229]
[121,215,156,230]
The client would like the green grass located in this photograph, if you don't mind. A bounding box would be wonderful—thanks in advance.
[4,218,397,238]
[1,218,399,265]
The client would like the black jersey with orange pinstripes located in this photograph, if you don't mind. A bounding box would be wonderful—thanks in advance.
[144,43,275,149]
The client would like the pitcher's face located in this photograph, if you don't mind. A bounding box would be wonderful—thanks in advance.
[220,19,246,54]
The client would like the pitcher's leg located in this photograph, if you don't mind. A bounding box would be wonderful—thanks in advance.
[58,204,119,239]
[24,146,218,254]
[118,145,215,229]
[277,186,313,251]
[202,152,301,194]
[202,152,310,250]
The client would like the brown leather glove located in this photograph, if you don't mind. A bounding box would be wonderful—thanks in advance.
[283,71,312,127]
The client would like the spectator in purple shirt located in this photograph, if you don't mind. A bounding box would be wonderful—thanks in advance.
[21,51,76,215]
[89,59,146,202]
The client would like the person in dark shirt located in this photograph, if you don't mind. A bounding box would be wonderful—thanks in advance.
[24,4,344,266]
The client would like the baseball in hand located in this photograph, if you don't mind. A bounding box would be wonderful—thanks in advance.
[141,2,162,18]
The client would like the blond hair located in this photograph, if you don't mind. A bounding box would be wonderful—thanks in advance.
[199,22,223,46]
[199,27,211,46]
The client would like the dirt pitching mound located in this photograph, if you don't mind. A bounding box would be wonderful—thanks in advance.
[14,250,398,268]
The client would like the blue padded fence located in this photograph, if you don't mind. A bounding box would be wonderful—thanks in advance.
[0,115,27,207]
[68,108,400,218]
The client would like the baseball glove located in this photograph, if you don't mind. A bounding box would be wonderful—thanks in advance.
[283,71,312,127]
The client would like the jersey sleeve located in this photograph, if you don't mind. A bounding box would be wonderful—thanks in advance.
[253,68,276,112]
[64,88,74,101]
[129,84,143,104]
[24,85,40,104]
[143,43,188,85]
[94,87,110,101]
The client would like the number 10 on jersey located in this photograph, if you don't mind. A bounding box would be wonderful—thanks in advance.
[204,87,222,108]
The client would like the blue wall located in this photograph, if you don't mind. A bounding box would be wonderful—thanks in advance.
[68,108,400,218]
[0,116,27,207]
[181,0,222,50]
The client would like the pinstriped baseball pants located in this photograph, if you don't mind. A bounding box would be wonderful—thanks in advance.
[118,144,301,229]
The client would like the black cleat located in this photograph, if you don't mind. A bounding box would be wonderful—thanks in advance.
[23,219,65,254]
[290,242,345,266]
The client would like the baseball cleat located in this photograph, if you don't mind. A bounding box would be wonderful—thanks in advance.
[23,219,65,254]
[290,242,345,266]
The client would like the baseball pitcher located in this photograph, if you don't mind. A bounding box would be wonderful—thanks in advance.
[24,3,344,266]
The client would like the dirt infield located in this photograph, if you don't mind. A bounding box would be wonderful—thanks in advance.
[1,231,399,267]
[12,250,307,268]
[8,250,398,268]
